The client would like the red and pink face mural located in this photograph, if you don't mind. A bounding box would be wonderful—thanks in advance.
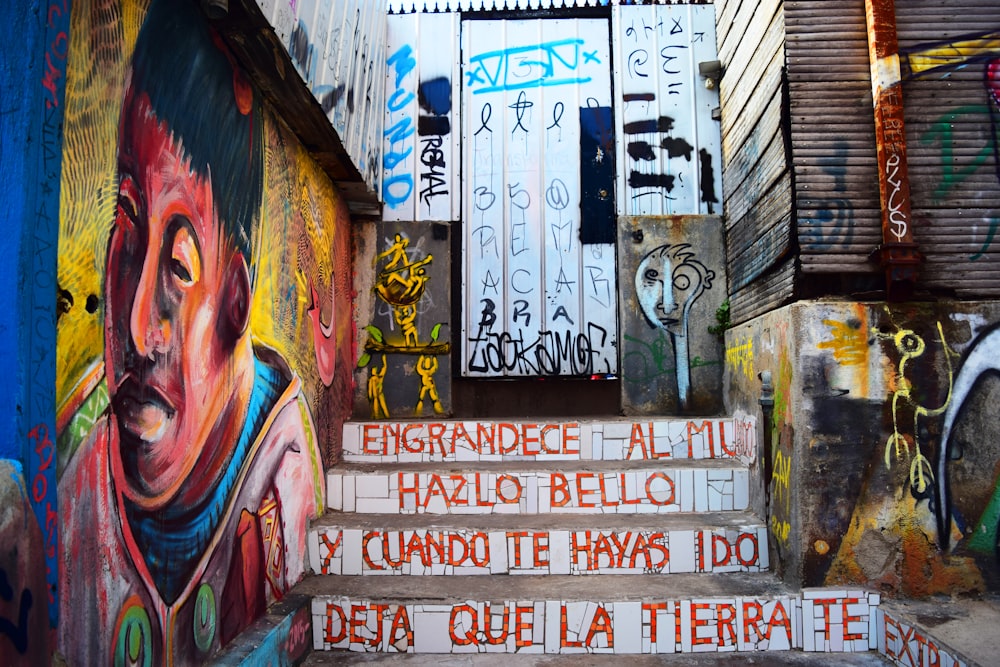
[55,0,352,663]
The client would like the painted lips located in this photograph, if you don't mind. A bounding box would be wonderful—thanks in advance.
[112,377,175,443]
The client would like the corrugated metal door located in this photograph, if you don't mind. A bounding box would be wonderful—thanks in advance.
[461,17,618,377]
[612,3,723,217]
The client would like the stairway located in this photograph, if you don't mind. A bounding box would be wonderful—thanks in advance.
[298,417,882,657]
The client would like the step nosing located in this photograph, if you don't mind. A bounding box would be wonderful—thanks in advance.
[330,458,747,472]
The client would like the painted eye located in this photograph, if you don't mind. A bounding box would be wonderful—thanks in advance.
[644,268,659,281]
[116,176,140,230]
[674,274,691,291]
[170,258,192,283]
[169,223,201,286]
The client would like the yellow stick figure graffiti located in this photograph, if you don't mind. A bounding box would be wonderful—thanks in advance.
[874,321,957,494]
[415,355,444,415]
[367,356,389,419]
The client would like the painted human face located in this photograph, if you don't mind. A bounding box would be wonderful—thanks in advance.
[106,87,239,506]
[635,246,707,336]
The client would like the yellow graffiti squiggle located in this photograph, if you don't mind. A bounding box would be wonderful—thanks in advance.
[875,321,956,493]
[725,338,754,381]
[817,318,868,366]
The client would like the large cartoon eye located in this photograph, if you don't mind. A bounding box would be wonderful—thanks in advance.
[673,272,691,291]
[644,268,660,281]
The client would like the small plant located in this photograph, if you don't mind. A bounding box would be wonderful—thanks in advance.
[708,299,731,339]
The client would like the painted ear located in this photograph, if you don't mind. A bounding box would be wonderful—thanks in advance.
[221,253,251,343]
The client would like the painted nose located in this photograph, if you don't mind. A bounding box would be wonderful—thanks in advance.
[130,255,168,358]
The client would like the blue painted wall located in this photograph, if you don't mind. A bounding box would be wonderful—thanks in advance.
[0,0,70,631]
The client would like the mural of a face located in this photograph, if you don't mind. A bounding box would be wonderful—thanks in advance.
[635,244,713,337]
[106,86,250,507]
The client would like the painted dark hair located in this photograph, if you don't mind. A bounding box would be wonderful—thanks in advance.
[128,0,263,273]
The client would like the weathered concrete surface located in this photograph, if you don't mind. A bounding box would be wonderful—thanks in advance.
[295,571,791,600]
[723,300,1000,596]
[618,216,727,417]
[303,650,892,665]
[0,461,51,666]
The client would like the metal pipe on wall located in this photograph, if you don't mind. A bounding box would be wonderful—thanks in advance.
[865,0,921,300]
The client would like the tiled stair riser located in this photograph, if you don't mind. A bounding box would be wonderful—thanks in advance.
[876,609,968,667]
[311,590,879,655]
[342,417,756,463]
[328,468,749,515]
[309,526,768,576]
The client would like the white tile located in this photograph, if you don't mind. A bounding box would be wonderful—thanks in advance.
[343,475,357,512]
[670,530,696,573]
[327,473,344,511]
[545,601,561,654]
[604,422,633,439]
[801,600,815,651]
[870,607,880,651]
[677,469,693,512]
[366,498,408,515]
[356,474,390,499]
[694,468,708,511]
[678,600,692,653]
[549,530,571,575]
[312,610,326,649]
[614,602,642,653]
[577,424,592,461]
[344,423,364,455]
[307,530,322,575]
[342,529,363,575]
[592,431,605,461]
[413,608,454,653]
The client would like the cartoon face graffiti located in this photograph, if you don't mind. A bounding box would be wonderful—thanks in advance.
[635,244,714,337]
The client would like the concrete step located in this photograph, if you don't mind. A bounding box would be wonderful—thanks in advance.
[308,511,768,577]
[327,459,750,515]
[343,416,755,463]
[301,649,894,665]
[878,595,1000,667]
[294,574,883,656]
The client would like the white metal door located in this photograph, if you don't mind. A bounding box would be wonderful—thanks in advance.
[461,17,618,377]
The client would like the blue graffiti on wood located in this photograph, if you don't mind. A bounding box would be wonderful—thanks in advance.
[384,44,417,208]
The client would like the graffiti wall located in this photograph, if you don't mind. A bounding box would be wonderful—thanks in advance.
[354,221,452,419]
[55,0,351,662]
[725,301,1000,596]
[618,215,726,416]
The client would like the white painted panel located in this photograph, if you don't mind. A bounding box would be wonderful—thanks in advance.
[382,12,460,222]
[415,12,461,222]
[462,19,507,375]
[503,19,546,373]
[382,13,461,222]
[383,12,419,217]
[613,4,721,216]
[687,5,722,215]
[462,17,616,377]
